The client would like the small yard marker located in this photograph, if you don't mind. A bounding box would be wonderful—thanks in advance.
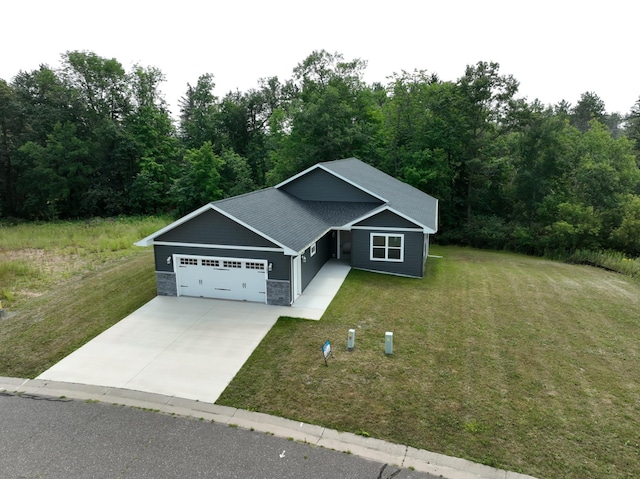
[322,339,333,366]
[347,329,356,351]
[385,331,393,355]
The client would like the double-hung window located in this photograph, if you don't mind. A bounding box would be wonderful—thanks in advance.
[370,233,404,262]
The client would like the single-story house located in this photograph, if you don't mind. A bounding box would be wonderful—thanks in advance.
[135,158,438,306]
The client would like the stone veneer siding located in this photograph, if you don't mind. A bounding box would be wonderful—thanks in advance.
[156,272,177,296]
[267,279,291,306]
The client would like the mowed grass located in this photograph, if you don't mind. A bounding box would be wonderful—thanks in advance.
[218,247,640,479]
[0,217,168,377]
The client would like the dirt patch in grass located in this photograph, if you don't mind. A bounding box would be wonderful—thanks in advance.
[2,247,90,270]
[218,246,640,479]
[0,218,168,377]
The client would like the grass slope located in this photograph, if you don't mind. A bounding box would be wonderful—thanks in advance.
[0,252,156,377]
[0,218,166,377]
[218,247,640,479]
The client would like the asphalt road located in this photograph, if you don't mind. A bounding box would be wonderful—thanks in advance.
[0,391,438,479]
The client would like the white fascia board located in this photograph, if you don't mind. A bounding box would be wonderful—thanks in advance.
[209,205,298,256]
[273,163,323,189]
[341,204,386,228]
[134,203,215,247]
[274,163,388,203]
[351,226,423,232]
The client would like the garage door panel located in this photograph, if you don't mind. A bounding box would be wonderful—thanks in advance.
[176,255,266,302]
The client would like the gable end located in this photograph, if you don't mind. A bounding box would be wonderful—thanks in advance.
[353,209,422,229]
[156,208,278,248]
[278,166,383,203]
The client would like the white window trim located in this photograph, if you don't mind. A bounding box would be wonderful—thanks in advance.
[370,233,404,262]
[310,242,317,257]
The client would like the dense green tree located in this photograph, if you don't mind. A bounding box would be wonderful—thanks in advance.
[512,102,579,228]
[2,48,639,261]
[267,50,383,183]
[220,149,256,197]
[217,84,277,187]
[610,194,640,255]
[15,122,90,218]
[0,79,24,216]
[626,96,640,163]
[179,74,218,150]
[543,202,602,251]
[382,71,465,231]
[11,65,77,144]
[170,142,224,216]
[456,61,519,223]
[60,51,131,127]
[127,66,179,214]
[570,91,606,133]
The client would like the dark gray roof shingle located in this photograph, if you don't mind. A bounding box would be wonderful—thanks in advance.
[212,158,438,253]
[139,158,438,253]
[213,189,376,253]
[320,158,438,232]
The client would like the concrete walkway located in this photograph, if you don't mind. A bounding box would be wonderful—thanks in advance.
[291,259,351,318]
[0,377,536,479]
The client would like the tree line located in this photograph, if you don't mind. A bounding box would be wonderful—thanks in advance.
[1,50,639,256]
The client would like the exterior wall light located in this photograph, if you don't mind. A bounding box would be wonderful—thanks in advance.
[268,262,273,272]
[166,256,172,265]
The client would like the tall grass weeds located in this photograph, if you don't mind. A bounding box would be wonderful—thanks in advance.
[0,216,170,306]
[557,249,640,277]
[0,216,168,253]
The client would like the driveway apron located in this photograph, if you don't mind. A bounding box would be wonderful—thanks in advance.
[37,260,351,403]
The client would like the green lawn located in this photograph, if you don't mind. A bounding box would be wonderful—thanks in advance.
[2,221,639,478]
[218,246,640,479]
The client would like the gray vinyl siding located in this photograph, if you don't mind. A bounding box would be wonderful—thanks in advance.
[301,231,332,291]
[281,168,382,203]
[354,209,422,228]
[350,229,424,278]
[156,209,278,248]
[153,245,290,281]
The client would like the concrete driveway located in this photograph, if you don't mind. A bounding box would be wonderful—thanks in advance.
[38,260,350,403]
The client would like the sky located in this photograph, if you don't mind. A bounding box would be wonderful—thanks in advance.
[2,0,638,117]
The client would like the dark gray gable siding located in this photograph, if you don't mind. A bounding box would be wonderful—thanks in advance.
[350,229,424,278]
[354,209,421,229]
[153,245,290,281]
[155,208,278,248]
[279,167,382,203]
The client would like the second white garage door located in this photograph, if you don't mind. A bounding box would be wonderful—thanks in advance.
[175,255,267,303]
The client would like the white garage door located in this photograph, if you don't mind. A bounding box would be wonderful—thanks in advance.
[175,255,267,303]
